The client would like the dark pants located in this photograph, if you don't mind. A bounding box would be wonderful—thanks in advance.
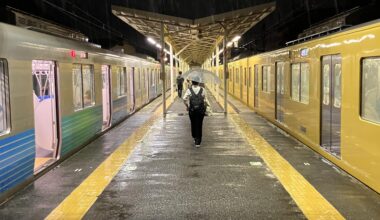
[178,85,183,98]
[189,112,205,144]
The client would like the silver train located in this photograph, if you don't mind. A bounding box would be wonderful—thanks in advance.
[0,22,173,200]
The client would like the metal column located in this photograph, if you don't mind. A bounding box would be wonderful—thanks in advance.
[216,43,220,102]
[170,43,174,102]
[160,22,166,116]
[223,31,228,114]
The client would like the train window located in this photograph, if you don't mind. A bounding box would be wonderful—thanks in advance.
[0,59,10,134]
[82,65,95,107]
[300,63,310,104]
[262,66,271,93]
[291,63,309,104]
[244,68,248,86]
[291,64,300,101]
[117,67,127,97]
[138,69,141,89]
[361,58,380,123]
[143,69,146,89]
[322,64,330,105]
[240,67,243,83]
[150,70,153,86]
[333,64,342,108]
[72,64,83,110]
[248,67,252,87]
[72,64,95,110]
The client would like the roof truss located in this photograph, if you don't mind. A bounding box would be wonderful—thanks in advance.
[112,2,275,65]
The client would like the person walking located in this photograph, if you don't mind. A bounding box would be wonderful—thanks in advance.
[183,76,207,147]
[176,71,184,98]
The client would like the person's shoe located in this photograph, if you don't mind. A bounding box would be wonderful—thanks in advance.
[195,144,201,148]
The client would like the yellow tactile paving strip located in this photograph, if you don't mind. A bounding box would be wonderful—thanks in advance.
[212,88,344,219]
[45,97,173,220]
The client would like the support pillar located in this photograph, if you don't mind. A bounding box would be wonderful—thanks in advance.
[170,44,174,102]
[160,22,166,116]
[215,44,220,101]
[223,30,228,114]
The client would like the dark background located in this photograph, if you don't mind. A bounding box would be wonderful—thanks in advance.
[1,0,379,59]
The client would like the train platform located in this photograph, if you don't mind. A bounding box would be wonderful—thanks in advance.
[1,91,380,219]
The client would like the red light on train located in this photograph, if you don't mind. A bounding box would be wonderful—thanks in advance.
[70,50,76,58]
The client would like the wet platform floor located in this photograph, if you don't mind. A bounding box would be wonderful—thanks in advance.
[1,91,380,219]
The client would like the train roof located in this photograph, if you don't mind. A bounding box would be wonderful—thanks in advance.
[0,22,158,65]
[229,18,380,63]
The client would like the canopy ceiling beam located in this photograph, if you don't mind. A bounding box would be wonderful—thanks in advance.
[112,2,275,65]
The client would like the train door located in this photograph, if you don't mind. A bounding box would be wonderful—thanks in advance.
[321,55,342,157]
[129,67,135,111]
[254,64,259,108]
[276,62,285,122]
[32,60,60,172]
[101,65,112,130]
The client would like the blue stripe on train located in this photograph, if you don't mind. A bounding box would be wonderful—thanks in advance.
[0,129,35,194]
[60,106,103,156]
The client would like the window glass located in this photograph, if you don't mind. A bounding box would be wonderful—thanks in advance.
[117,67,128,97]
[82,65,95,107]
[262,67,267,92]
[291,64,300,101]
[143,69,146,89]
[150,70,153,86]
[72,64,83,110]
[262,66,271,93]
[248,67,252,87]
[300,63,310,104]
[236,68,239,82]
[268,66,274,92]
[244,68,247,86]
[138,69,141,89]
[323,64,330,105]
[240,67,243,84]
[362,58,380,123]
[334,64,342,108]
[124,67,128,94]
[0,60,9,134]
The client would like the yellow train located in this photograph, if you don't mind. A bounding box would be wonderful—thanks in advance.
[212,19,380,193]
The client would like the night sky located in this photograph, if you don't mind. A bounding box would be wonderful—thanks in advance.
[1,0,379,60]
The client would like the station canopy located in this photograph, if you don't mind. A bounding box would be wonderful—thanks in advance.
[112,2,275,65]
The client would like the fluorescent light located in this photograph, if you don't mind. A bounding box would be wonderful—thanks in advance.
[232,36,241,42]
[147,37,156,44]
[227,41,233,47]
[155,44,162,49]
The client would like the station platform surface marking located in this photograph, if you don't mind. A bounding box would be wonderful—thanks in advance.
[83,95,304,219]
[210,88,344,219]
[0,93,171,219]
[215,88,380,219]
[44,96,174,219]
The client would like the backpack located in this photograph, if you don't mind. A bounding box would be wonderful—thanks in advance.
[189,87,205,114]
[176,76,184,85]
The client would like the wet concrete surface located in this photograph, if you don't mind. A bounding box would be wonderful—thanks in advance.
[84,97,304,220]
[2,88,378,219]
[226,94,380,219]
[0,96,167,220]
